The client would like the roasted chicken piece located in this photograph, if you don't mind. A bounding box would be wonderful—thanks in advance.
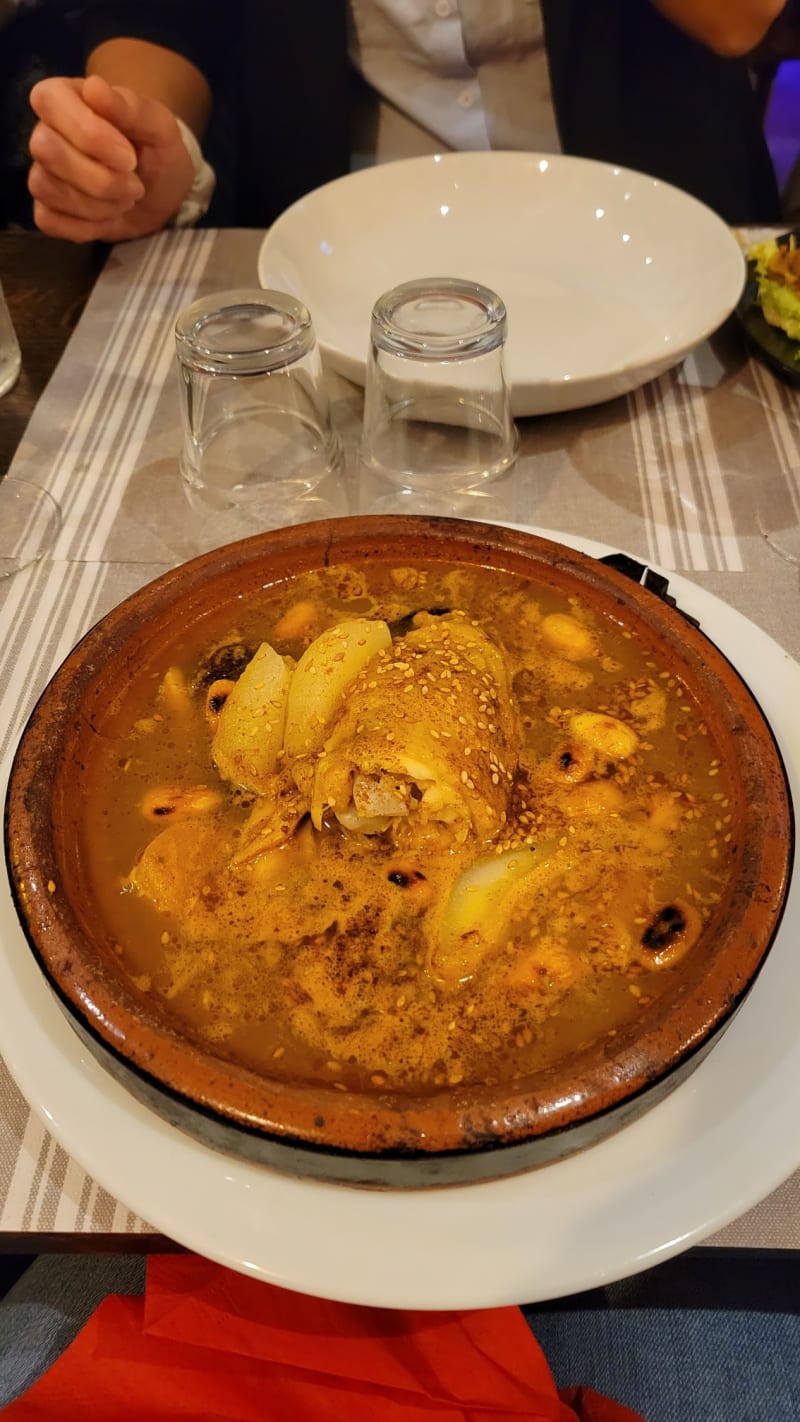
[310,614,520,843]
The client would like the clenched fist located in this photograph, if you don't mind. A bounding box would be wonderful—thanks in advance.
[28,74,195,242]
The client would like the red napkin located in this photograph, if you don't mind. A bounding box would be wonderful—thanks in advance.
[5,1254,645,1421]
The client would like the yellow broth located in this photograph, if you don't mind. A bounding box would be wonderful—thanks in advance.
[81,560,738,1095]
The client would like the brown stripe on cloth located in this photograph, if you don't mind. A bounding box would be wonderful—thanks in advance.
[0,1071,32,1225]
[21,1128,57,1232]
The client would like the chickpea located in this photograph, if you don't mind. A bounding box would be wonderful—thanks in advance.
[568,711,639,760]
[541,613,597,661]
[140,786,222,822]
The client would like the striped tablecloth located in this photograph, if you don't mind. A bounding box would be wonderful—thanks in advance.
[1,227,798,1249]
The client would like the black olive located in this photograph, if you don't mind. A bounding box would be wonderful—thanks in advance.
[192,642,253,691]
[558,750,576,770]
[641,904,687,952]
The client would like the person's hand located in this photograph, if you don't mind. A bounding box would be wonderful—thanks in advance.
[28,74,195,242]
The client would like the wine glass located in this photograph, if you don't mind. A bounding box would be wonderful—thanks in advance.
[0,281,62,579]
[752,465,800,569]
[756,515,800,566]
[0,477,62,580]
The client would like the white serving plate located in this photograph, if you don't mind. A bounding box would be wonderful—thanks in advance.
[0,528,797,1310]
[258,152,745,418]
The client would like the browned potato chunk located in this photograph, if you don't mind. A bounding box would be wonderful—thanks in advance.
[284,619,391,757]
[212,642,292,793]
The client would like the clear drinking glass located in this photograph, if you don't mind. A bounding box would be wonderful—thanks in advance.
[756,515,800,566]
[360,276,518,494]
[175,288,343,543]
[0,282,62,579]
[0,279,21,399]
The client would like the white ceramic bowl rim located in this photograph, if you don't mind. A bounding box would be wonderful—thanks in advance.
[258,151,745,415]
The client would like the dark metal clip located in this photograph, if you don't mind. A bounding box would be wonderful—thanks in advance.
[598,553,701,629]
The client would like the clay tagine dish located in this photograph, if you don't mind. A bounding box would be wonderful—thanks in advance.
[4,516,794,1186]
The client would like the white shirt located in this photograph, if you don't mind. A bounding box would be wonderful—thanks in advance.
[348,0,559,165]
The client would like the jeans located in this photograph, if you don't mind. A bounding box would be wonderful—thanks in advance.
[528,1306,800,1422]
[0,1255,147,1407]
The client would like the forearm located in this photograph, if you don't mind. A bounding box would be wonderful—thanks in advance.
[651,0,786,55]
[87,38,211,137]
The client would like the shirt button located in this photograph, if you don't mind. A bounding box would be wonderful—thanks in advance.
[434,0,452,14]
[458,88,475,108]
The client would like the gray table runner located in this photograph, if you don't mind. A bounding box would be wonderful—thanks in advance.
[1,227,797,1247]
